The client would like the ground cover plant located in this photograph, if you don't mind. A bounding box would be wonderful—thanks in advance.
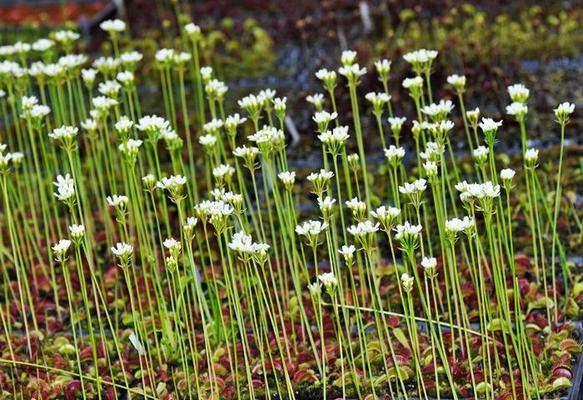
[0,18,581,400]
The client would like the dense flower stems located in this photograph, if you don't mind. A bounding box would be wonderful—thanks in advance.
[0,24,579,400]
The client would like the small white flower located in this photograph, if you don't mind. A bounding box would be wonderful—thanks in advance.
[473,146,489,162]
[184,23,202,38]
[374,59,392,78]
[338,244,356,260]
[399,178,427,195]
[295,220,328,236]
[338,63,367,80]
[421,257,437,270]
[111,242,134,258]
[554,102,575,124]
[347,220,380,236]
[447,74,466,89]
[384,145,405,163]
[524,148,539,164]
[340,50,357,65]
[278,171,296,188]
[54,174,75,202]
[500,168,516,181]
[506,102,528,118]
[69,224,85,239]
[52,239,72,255]
[394,222,423,241]
[100,19,126,33]
[507,83,529,103]
[106,194,129,208]
[318,272,337,289]
[387,117,406,131]
[479,117,503,133]
[306,93,324,108]
[402,76,423,89]
[401,273,414,292]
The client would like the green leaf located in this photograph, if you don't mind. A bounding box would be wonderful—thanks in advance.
[392,327,411,349]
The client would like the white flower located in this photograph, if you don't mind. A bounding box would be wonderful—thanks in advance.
[117,70,134,84]
[338,63,367,80]
[118,139,142,159]
[402,76,423,89]
[447,74,466,89]
[248,126,285,152]
[374,59,392,77]
[445,216,474,233]
[32,38,54,52]
[273,97,287,113]
[100,19,126,33]
[81,68,98,85]
[423,161,438,177]
[212,164,235,179]
[419,141,442,161]
[54,174,75,201]
[308,282,322,296]
[69,224,85,238]
[318,126,349,147]
[394,222,423,241]
[306,93,324,107]
[92,96,118,112]
[370,205,401,222]
[473,146,489,162]
[199,134,217,147]
[345,197,366,212]
[52,239,71,255]
[295,220,328,236]
[500,168,516,181]
[48,125,78,142]
[163,237,181,251]
[524,148,539,163]
[421,257,437,270]
[317,196,336,210]
[340,50,357,65]
[54,30,80,44]
[387,117,406,131]
[338,245,356,260]
[318,272,337,289]
[399,178,427,195]
[120,51,143,66]
[313,110,337,126]
[278,171,296,188]
[98,80,122,97]
[28,105,51,119]
[224,113,247,133]
[347,220,380,236]
[157,175,187,191]
[155,48,175,64]
[507,83,529,103]
[554,102,575,124]
[479,117,503,133]
[228,231,255,253]
[136,115,170,133]
[205,79,228,99]
[111,242,133,258]
[315,68,337,84]
[184,23,202,38]
[421,100,454,118]
[183,217,198,232]
[401,273,414,292]
[403,49,438,64]
[384,146,406,164]
[506,102,528,117]
[106,194,129,208]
